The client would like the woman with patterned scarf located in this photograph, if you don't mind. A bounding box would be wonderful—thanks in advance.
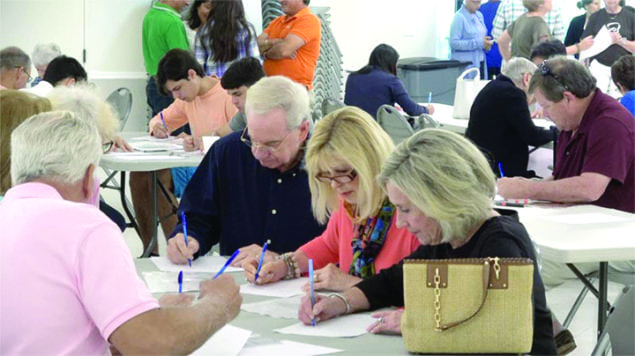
[243,106,420,291]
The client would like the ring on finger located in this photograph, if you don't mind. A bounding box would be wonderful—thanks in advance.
[378,317,385,324]
[313,274,318,282]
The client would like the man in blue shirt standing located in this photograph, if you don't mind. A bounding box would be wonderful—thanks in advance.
[166,76,325,266]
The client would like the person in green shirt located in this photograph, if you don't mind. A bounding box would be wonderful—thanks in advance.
[142,0,190,116]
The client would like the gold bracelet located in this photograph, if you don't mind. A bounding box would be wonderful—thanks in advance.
[330,293,352,315]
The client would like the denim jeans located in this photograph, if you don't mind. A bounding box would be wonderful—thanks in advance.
[146,76,174,117]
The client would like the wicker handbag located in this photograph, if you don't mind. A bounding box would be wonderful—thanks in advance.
[401,257,534,354]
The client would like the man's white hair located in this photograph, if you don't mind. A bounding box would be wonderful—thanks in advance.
[502,57,537,87]
[31,43,62,67]
[245,76,311,129]
[11,111,101,186]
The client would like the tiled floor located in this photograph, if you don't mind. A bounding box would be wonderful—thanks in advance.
[100,171,624,356]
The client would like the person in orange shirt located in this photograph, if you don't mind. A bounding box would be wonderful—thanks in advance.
[257,0,321,89]
[130,49,237,256]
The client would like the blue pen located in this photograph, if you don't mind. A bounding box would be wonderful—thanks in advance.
[428,91,432,106]
[160,111,168,132]
[178,270,183,293]
[214,250,240,279]
[254,240,269,282]
[308,259,316,326]
[498,162,505,178]
[180,212,191,267]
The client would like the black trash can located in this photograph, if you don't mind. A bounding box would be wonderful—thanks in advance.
[397,57,471,105]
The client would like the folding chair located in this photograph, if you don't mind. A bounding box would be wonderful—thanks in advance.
[377,105,414,145]
[105,87,132,130]
[591,285,635,356]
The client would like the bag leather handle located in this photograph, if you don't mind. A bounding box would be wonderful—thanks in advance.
[437,261,491,331]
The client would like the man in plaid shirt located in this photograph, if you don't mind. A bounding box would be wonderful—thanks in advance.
[491,0,565,42]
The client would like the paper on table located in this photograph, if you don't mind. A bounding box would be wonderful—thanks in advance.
[241,295,302,319]
[238,340,342,356]
[130,136,183,144]
[580,25,612,60]
[150,256,243,273]
[191,324,252,356]
[274,313,376,338]
[240,278,307,298]
[130,141,183,152]
[110,155,186,161]
[541,212,630,225]
[142,271,212,293]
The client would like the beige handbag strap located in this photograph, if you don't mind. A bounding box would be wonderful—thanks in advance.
[437,260,491,331]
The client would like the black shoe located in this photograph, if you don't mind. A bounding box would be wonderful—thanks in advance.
[555,329,577,355]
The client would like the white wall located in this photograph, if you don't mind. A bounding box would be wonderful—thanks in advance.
[309,0,454,71]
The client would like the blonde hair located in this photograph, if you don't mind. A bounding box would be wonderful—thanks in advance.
[306,106,394,223]
[245,76,310,129]
[1,90,52,194]
[378,129,496,243]
[47,85,119,142]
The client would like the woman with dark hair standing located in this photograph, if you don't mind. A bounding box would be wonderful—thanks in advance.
[194,0,259,77]
[186,0,212,33]
[344,44,434,119]
[564,0,601,57]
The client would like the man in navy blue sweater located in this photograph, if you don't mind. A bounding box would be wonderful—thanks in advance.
[166,76,325,267]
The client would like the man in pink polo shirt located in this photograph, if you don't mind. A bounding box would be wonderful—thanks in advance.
[0,111,241,355]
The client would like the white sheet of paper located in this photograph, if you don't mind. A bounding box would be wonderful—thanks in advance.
[109,154,186,161]
[150,256,243,273]
[191,324,252,356]
[241,295,302,319]
[240,278,307,298]
[580,25,613,60]
[238,340,342,356]
[142,271,212,293]
[130,141,183,152]
[130,136,183,144]
[542,212,629,225]
[274,313,376,338]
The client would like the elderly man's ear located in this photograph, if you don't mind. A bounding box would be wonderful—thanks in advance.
[522,72,532,90]
[81,164,97,203]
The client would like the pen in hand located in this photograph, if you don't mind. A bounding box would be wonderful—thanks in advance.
[497,162,505,178]
[178,270,183,293]
[308,259,316,326]
[254,240,270,282]
[214,250,240,279]
[160,111,168,132]
[180,212,192,267]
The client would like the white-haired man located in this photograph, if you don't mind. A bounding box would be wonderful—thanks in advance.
[167,76,325,267]
[466,57,555,178]
[0,111,241,355]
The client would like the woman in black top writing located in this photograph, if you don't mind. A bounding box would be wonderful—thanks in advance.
[298,129,557,355]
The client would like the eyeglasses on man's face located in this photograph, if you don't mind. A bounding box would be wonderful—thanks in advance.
[538,62,569,91]
[240,128,295,153]
[315,169,358,184]
[16,66,32,83]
